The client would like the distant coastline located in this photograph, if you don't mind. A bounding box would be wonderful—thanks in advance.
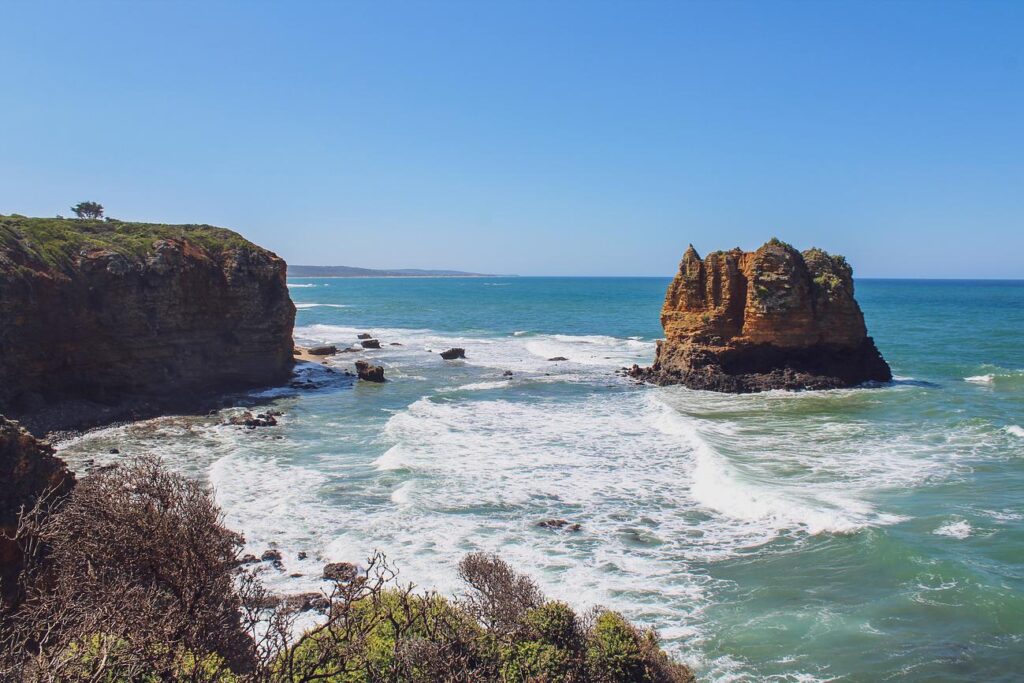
[289,264,514,277]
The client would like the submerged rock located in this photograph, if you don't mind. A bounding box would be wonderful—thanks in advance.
[630,240,891,392]
[355,360,385,383]
[356,333,373,340]
[440,347,466,360]
[537,519,582,531]
[226,411,278,428]
[547,356,568,362]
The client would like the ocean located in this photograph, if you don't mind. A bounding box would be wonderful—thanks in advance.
[57,277,1024,681]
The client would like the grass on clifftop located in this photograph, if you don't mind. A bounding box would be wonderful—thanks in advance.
[0,215,257,272]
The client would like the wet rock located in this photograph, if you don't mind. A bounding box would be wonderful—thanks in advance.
[537,519,581,531]
[503,370,513,377]
[297,551,308,560]
[226,411,277,428]
[360,339,382,349]
[323,561,358,582]
[340,347,361,353]
[440,347,466,360]
[283,592,330,613]
[547,356,568,362]
[108,447,120,454]
[237,553,260,566]
[307,345,338,356]
[357,333,373,340]
[261,549,283,564]
[389,342,403,346]
[355,360,385,383]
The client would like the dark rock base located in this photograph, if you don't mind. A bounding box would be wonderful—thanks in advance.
[629,338,892,392]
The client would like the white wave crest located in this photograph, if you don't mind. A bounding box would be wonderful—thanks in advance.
[934,520,972,539]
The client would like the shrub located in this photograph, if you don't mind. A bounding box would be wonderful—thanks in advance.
[1,455,251,680]
[1,459,694,683]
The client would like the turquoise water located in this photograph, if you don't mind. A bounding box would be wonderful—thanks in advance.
[58,277,1024,681]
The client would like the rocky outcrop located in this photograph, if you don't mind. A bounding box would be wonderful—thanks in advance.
[0,416,75,606]
[0,216,296,433]
[355,360,385,383]
[630,239,891,391]
[440,347,466,360]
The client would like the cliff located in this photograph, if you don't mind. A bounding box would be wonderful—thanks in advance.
[631,239,891,391]
[0,215,296,433]
[0,416,75,606]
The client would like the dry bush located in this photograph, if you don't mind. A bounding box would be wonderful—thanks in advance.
[0,455,251,681]
[457,552,544,637]
[0,458,694,683]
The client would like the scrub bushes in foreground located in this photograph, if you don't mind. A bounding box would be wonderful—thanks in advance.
[0,457,693,682]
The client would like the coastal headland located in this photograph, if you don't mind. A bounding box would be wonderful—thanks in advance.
[0,215,295,435]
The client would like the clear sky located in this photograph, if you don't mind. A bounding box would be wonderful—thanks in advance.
[1,1,1021,277]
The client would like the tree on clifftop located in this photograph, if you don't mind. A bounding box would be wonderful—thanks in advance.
[70,201,103,219]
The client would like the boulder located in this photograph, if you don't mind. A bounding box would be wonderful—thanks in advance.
[360,339,382,349]
[307,345,338,356]
[323,561,358,582]
[629,239,892,392]
[440,347,466,360]
[355,361,385,383]
[357,333,373,340]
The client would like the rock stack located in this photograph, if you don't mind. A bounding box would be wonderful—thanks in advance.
[630,239,891,392]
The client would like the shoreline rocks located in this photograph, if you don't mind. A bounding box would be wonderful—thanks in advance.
[630,240,891,392]
[440,347,466,360]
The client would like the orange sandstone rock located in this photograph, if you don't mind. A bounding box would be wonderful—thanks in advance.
[632,239,891,392]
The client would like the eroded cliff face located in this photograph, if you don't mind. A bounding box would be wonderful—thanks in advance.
[0,217,296,432]
[0,416,74,606]
[632,240,891,391]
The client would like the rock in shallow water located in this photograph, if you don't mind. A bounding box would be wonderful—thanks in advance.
[307,345,337,356]
[440,347,466,360]
[355,360,385,383]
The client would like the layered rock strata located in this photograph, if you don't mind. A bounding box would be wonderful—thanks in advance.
[630,239,891,391]
[0,216,296,433]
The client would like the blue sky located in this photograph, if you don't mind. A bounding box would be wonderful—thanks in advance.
[1,1,1021,277]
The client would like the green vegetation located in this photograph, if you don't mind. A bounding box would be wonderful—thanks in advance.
[765,236,793,249]
[70,201,104,219]
[813,272,842,292]
[0,214,257,273]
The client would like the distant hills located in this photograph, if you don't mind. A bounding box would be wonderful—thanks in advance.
[288,265,504,277]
